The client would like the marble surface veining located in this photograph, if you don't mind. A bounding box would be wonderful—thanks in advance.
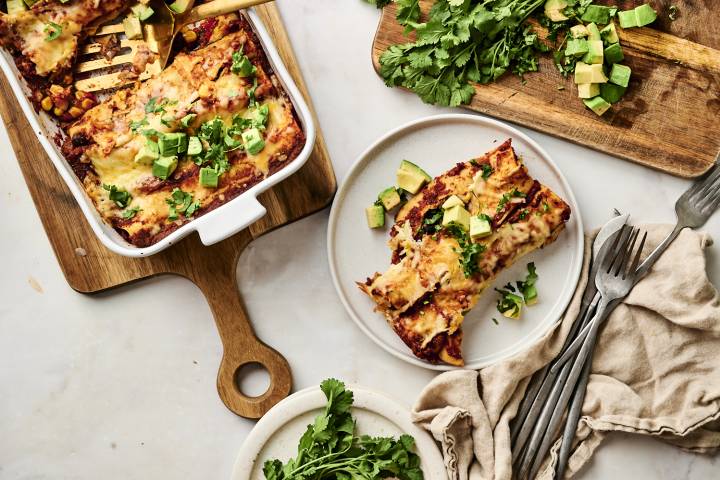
[0,1,718,478]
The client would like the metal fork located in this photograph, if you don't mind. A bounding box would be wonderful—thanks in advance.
[553,161,720,370]
[518,225,646,480]
[554,161,720,479]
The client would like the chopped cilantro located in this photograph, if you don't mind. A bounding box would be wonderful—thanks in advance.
[445,224,486,278]
[122,206,141,219]
[166,188,199,220]
[231,49,257,77]
[481,163,494,180]
[102,184,131,208]
[518,209,529,220]
[516,262,538,305]
[495,283,524,319]
[130,117,148,132]
[44,22,62,41]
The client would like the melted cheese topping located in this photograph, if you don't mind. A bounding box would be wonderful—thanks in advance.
[360,142,571,365]
[67,30,304,246]
[0,0,127,75]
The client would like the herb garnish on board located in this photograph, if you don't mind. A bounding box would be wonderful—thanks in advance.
[263,379,423,480]
[376,0,549,106]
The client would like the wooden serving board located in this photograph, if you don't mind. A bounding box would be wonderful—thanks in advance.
[0,4,336,419]
[373,0,720,178]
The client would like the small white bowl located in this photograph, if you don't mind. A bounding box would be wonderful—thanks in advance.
[231,384,448,480]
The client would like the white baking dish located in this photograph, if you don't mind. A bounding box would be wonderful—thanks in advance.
[0,9,316,258]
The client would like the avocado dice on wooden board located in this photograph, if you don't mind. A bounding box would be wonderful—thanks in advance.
[599,83,627,103]
[604,43,624,64]
[609,63,631,87]
[577,83,600,99]
[583,96,612,116]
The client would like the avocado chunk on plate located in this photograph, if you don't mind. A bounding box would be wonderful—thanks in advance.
[365,205,385,229]
[396,160,431,194]
[442,205,471,231]
[470,215,492,239]
[134,139,159,165]
[442,195,465,210]
[378,187,401,211]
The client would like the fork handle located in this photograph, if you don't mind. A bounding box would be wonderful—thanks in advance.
[181,0,273,26]
[636,223,684,277]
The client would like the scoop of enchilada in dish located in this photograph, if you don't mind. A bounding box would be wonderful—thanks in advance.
[60,23,305,247]
[358,140,571,366]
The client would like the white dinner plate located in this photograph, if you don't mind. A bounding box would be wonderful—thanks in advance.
[231,385,447,480]
[327,114,584,371]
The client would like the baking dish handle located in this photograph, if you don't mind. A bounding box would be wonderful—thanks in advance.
[196,195,267,246]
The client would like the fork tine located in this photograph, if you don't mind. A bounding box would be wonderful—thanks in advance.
[705,189,720,214]
[629,231,647,275]
[618,228,640,278]
[689,165,720,203]
[607,226,632,274]
[698,183,720,210]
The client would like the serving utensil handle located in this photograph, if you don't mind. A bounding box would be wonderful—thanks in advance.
[181,0,273,26]
[189,231,292,419]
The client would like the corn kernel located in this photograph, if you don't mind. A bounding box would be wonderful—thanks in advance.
[198,83,210,98]
[53,107,65,116]
[49,84,65,96]
[41,97,53,111]
[80,98,95,110]
[68,107,84,118]
[181,29,197,43]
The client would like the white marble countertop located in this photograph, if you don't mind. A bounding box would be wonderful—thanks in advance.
[0,1,718,478]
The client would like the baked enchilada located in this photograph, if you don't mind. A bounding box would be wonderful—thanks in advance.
[359,141,571,366]
[1,1,306,248]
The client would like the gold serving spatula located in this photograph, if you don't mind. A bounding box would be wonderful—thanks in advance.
[75,0,272,93]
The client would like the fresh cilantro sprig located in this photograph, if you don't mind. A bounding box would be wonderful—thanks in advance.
[103,184,131,208]
[378,0,549,107]
[166,188,200,220]
[495,262,539,317]
[263,379,423,480]
[445,223,486,278]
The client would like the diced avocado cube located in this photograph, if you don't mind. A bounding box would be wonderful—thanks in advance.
[442,195,465,210]
[180,113,196,128]
[544,0,569,22]
[581,5,612,25]
[583,96,612,116]
[574,62,592,84]
[366,205,385,229]
[618,10,638,28]
[586,23,601,41]
[134,139,159,165]
[577,83,600,99]
[152,156,178,180]
[442,205,471,231]
[199,167,219,188]
[158,132,187,156]
[589,63,608,83]
[470,215,492,239]
[122,15,142,40]
[604,43,624,64]
[397,160,431,194]
[187,136,202,156]
[242,128,265,155]
[600,22,619,44]
[131,4,154,21]
[581,40,604,64]
[565,38,589,58]
[7,0,27,14]
[599,83,627,103]
[634,4,657,27]
[570,24,589,38]
[169,0,192,14]
[378,187,402,211]
[609,63,631,87]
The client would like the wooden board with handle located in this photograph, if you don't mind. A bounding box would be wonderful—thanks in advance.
[372,0,720,178]
[0,4,336,419]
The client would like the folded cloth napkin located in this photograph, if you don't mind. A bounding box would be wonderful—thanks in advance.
[411,225,720,480]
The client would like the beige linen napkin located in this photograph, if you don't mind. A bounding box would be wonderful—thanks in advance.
[412,225,720,480]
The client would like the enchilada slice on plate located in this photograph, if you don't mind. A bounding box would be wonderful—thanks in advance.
[359,140,571,366]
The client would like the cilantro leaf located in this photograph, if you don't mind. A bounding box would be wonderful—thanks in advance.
[44,22,62,41]
[102,184,131,208]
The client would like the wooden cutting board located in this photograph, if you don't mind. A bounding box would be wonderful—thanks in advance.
[0,4,336,419]
[372,0,720,178]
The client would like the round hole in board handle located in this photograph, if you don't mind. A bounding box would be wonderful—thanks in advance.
[234,361,271,399]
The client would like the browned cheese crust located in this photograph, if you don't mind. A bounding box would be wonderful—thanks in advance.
[358,140,571,366]
[61,23,305,247]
